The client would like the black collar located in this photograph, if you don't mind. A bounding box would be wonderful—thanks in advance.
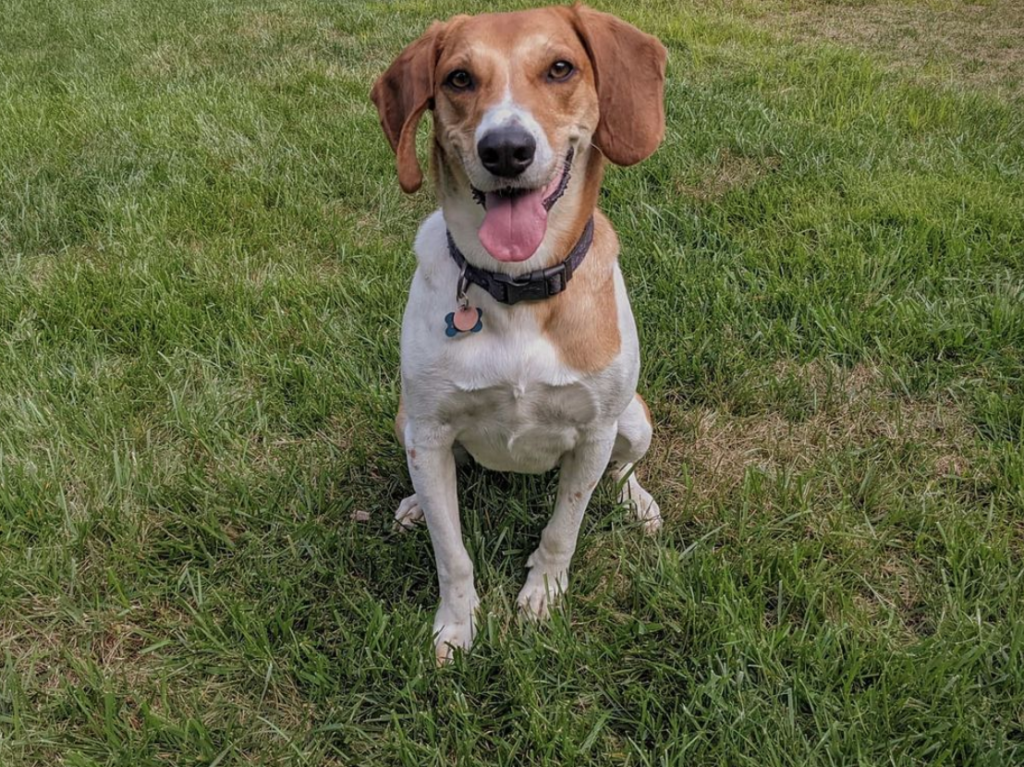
[446,216,594,306]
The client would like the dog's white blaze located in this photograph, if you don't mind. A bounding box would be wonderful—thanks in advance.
[474,87,554,182]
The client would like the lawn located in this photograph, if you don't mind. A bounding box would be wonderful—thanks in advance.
[1,0,1023,764]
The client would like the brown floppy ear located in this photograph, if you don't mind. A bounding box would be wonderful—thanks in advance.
[370,23,444,193]
[572,6,668,166]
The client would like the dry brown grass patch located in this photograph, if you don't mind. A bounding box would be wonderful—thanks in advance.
[645,361,975,513]
[743,0,1024,95]
[0,599,188,696]
[836,555,931,644]
[0,598,315,748]
[677,149,781,201]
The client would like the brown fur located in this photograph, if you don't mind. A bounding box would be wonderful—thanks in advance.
[570,6,667,166]
[372,7,667,375]
[531,151,621,373]
[428,8,601,202]
[371,5,667,192]
[370,23,443,193]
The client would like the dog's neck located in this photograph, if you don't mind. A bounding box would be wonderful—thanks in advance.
[434,143,605,278]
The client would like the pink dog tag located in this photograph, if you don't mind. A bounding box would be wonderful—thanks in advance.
[445,267,483,337]
[452,306,479,332]
[444,306,483,337]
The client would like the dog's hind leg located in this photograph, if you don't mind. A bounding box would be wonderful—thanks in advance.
[609,394,662,534]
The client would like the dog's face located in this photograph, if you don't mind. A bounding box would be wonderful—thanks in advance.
[372,5,667,262]
[431,10,598,199]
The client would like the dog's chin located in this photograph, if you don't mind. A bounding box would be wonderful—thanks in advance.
[467,152,575,263]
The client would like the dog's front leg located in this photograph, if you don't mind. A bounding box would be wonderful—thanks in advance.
[518,429,617,620]
[405,425,479,664]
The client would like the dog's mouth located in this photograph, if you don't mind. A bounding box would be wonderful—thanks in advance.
[472,148,574,263]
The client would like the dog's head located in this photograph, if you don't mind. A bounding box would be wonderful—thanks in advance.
[371,5,667,263]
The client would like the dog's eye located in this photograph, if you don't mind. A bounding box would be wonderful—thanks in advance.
[548,60,575,82]
[445,70,473,91]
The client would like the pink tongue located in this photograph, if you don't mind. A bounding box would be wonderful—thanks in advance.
[479,188,548,262]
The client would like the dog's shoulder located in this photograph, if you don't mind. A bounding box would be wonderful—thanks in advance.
[411,209,456,290]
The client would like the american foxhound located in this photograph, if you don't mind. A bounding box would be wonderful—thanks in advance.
[371,4,667,663]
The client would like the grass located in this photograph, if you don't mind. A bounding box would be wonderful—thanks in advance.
[1,0,1023,763]
[735,0,1024,97]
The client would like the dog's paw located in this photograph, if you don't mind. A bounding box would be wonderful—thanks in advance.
[619,481,663,535]
[394,494,425,530]
[517,561,568,621]
[433,600,478,665]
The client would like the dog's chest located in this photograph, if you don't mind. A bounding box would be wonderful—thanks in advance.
[401,210,636,473]
[440,329,605,473]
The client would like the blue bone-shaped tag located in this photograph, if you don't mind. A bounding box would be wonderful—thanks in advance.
[445,307,483,337]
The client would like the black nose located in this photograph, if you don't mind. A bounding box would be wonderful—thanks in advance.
[477,126,536,178]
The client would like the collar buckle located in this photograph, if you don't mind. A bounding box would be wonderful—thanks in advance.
[491,265,566,305]
[447,216,594,306]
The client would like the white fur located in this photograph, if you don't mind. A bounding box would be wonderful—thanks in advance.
[398,194,660,663]
[469,87,555,192]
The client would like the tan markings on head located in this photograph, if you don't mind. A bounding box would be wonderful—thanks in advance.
[501,20,599,163]
[373,6,667,371]
[430,8,599,193]
[373,6,667,195]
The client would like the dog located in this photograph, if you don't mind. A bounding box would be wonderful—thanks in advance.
[371,4,667,663]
